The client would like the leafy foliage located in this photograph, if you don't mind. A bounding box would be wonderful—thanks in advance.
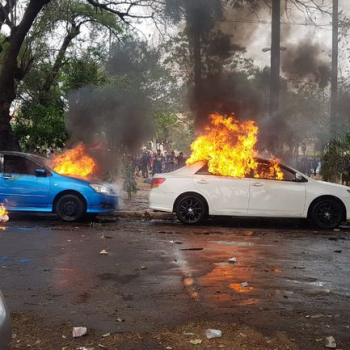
[153,113,194,153]
[322,133,350,184]
[14,105,68,152]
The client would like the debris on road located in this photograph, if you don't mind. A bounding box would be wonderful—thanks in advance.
[181,248,204,251]
[241,282,249,288]
[334,250,342,253]
[205,329,222,339]
[183,332,195,336]
[99,249,109,255]
[101,333,111,337]
[102,234,113,239]
[141,265,147,270]
[116,318,125,323]
[19,259,32,263]
[325,336,336,348]
[189,339,202,345]
[228,257,237,264]
[72,327,88,338]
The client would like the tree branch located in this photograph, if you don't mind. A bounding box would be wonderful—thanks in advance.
[85,0,160,22]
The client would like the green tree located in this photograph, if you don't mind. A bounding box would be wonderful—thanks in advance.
[153,113,194,153]
[322,133,350,184]
[0,0,164,151]
[13,105,68,152]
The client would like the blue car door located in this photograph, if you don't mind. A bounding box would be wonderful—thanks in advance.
[0,154,50,209]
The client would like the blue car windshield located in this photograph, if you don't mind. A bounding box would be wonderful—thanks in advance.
[28,154,53,171]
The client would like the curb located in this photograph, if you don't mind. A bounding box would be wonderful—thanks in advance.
[115,210,175,220]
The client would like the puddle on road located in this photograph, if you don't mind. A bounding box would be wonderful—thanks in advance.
[287,279,328,287]
[175,242,261,306]
[211,241,254,247]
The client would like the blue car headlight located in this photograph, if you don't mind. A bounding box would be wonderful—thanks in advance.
[89,184,110,194]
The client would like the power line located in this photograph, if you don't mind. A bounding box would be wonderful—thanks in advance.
[220,18,332,27]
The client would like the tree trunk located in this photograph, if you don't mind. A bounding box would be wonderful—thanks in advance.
[0,0,51,151]
[193,28,204,133]
[268,0,281,153]
[330,0,339,139]
[39,26,80,105]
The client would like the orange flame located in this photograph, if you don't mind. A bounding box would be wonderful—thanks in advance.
[187,114,283,180]
[0,204,9,222]
[52,143,97,178]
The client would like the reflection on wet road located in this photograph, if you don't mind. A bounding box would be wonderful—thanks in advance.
[1,216,350,346]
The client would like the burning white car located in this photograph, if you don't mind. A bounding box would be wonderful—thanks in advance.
[149,160,350,229]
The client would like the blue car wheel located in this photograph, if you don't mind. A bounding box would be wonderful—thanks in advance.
[55,194,85,222]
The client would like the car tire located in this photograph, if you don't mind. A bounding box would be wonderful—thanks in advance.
[56,194,85,222]
[176,195,206,224]
[310,199,344,229]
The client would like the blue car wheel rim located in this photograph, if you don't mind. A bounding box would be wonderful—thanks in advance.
[63,201,77,216]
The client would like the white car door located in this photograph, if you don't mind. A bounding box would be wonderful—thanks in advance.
[248,161,306,217]
[193,164,250,215]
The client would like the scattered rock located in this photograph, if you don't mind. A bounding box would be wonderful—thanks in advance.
[99,249,108,255]
[325,336,336,348]
[228,257,237,264]
[72,327,88,338]
[205,329,222,339]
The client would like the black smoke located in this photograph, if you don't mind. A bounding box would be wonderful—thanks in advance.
[281,39,331,89]
[65,42,159,173]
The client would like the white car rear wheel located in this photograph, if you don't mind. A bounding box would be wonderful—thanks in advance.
[176,195,206,224]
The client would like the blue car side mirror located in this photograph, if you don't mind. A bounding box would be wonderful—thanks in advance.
[35,168,47,177]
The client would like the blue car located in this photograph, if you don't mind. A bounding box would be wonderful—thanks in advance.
[0,151,118,221]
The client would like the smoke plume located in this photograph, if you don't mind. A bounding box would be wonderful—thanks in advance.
[65,42,158,173]
[281,39,330,89]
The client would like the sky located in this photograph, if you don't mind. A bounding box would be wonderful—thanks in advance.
[136,0,350,78]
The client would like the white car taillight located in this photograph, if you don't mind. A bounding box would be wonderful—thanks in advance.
[151,178,166,189]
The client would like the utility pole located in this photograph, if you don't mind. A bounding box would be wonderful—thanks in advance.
[330,0,339,139]
[269,0,281,152]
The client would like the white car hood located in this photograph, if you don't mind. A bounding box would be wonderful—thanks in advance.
[316,180,350,191]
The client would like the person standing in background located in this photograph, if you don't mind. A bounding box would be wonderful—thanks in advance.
[152,149,164,175]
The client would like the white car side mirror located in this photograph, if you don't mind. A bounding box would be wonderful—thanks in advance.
[295,173,304,182]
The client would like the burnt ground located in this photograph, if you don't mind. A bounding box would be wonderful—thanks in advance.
[0,179,350,350]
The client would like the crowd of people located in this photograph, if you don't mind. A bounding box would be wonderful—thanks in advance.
[297,157,321,177]
[132,149,187,178]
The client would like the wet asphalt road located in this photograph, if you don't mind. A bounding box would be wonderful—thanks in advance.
[0,215,350,349]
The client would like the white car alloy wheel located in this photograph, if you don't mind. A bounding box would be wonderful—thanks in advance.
[176,195,206,224]
[311,199,344,229]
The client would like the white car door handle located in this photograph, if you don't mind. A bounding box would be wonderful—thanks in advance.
[252,182,263,187]
[197,180,208,184]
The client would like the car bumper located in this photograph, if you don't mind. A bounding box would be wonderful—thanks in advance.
[0,291,12,350]
[87,194,119,213]
[149,190,176,212]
